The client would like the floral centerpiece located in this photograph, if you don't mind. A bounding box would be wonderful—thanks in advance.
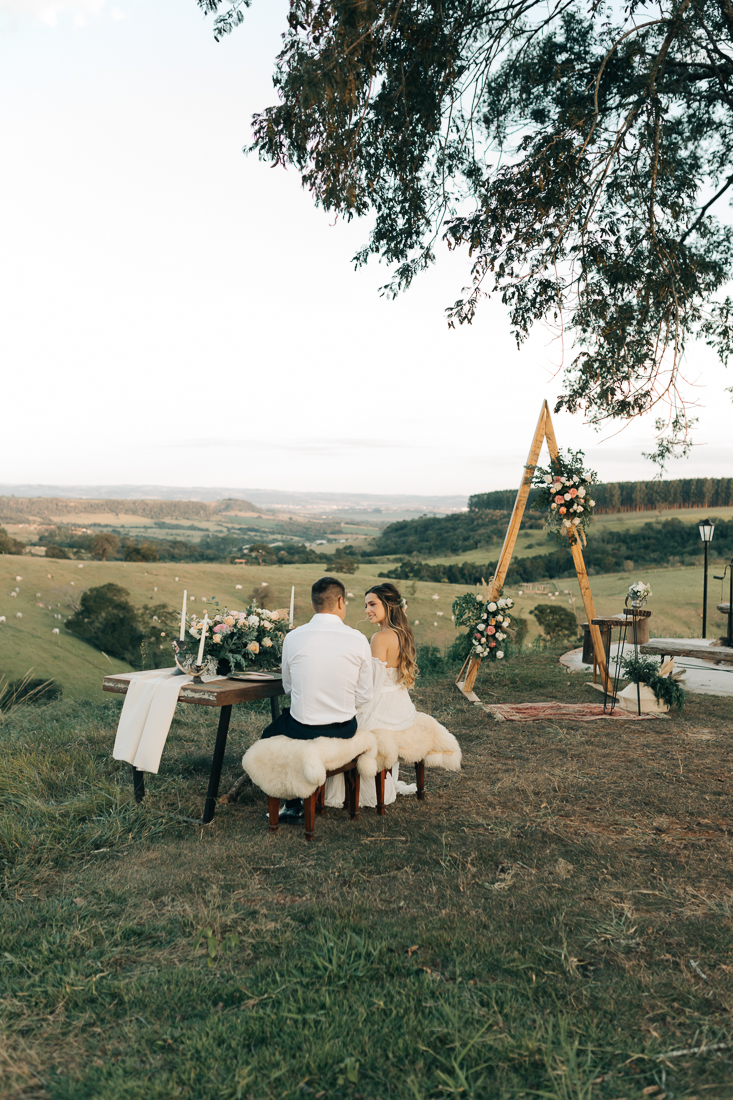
[452,591,514,662]
[627,581,652,607]
[530,448,598,545]
[174,605,289,676]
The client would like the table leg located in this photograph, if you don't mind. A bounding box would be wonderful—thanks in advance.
[415,760,425,801]
[375,769,386,815]
[268,796,280,833]
[304,793,316,841]
[316,784,325,816]
[270,695,281,721]
[609,622,628,714]
[633,615,641,716]
[201,704,232,824]
[132,766,145,803]
[346,768,361,820]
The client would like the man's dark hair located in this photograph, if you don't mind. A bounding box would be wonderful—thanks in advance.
[311,576,345,611]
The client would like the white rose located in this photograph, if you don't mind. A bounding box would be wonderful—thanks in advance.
[497,651,504,659]
[589,499,596,506]
[247,615,260,626]
[577,487,586,497]
[563,519,571,527]
[488,602,497,611]
[502,619,510,627]
[497,599,506,608]
[543,475,552,483]
[572,518,581,525]
[573,476,580,483]
[564,493,571,501]
[261,637,273,647]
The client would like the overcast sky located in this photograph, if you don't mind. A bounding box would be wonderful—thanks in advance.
[1,0,731,497]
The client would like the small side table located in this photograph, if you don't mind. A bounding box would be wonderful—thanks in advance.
[103,674,284,824]
[593,609,651,715]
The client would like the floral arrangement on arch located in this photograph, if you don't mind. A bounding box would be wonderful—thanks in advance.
[530,449,598,545]
[452,591,514,662]
[174,605,289,675]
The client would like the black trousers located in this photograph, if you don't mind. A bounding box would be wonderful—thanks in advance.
[261,708,357,741]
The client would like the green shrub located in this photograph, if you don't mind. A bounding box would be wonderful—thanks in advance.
[529,604,580,641]
[65,583,144,663]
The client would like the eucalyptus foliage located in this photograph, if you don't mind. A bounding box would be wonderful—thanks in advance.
[198,0,733,460]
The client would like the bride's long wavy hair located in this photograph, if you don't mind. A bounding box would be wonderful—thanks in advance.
[365,583,417,688]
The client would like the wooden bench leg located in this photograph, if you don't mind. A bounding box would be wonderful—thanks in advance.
[267,796,280,833]
[345,768,361,820]
[303,793,316,841]
[316,784,325,816]
[375,769,386,815]
[415,760,425,801]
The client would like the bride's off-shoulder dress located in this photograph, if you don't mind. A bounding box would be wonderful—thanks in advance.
[324,658,461,808]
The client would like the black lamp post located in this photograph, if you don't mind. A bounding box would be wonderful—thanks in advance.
[699,519,715,638]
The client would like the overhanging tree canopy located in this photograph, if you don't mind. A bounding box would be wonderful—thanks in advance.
[198,0,733,461]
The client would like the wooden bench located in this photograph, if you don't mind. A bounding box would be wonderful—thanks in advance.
[640,639,733,666]
[267,758,362,842]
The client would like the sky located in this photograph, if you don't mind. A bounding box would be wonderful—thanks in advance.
[1,0,731,498]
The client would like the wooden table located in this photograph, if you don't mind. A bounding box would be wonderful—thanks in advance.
[103,674,284,824]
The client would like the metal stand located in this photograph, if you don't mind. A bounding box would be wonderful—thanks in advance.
[610,608,650,715]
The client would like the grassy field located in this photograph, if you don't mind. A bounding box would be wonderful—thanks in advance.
[1,648,731,1099]
[2,555,730,702]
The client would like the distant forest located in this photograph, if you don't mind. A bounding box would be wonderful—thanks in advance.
[469,476,733,514]
[380,517,733,586]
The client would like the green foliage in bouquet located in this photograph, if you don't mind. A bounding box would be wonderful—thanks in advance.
[176,605,289,674]
[529,604,580,643]
[620,654,686,712]
[452,591,514,663]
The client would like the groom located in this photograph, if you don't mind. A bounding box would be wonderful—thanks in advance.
[261,575,373,822]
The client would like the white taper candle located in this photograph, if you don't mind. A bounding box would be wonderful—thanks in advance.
[180,590,187,641]
[197,614,209,665]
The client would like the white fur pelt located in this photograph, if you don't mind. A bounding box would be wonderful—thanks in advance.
[371,712,461,772]
[241,729,378,800]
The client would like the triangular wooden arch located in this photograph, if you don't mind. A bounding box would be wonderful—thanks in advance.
[457,400,609,697]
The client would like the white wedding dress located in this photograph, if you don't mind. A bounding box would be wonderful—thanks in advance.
[323,659,423,808]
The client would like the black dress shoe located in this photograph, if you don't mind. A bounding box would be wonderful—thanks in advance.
[265,801,304,824]
[278,805,304,824]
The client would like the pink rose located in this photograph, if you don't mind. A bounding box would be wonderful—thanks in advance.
[489,641,496,647]
[487,626,496,635]
[569,488,578,497]
[554,495,564,504]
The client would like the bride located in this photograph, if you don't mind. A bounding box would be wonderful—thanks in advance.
[324,582,461,809]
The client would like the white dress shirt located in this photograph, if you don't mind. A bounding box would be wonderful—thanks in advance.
[282,613,373,725]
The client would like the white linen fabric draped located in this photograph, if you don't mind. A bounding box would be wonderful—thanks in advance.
[112,667,209,774]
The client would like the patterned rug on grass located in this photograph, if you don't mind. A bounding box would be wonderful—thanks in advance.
[484,702,663,722]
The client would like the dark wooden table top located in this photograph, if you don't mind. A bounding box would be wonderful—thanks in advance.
[102,673,285,708]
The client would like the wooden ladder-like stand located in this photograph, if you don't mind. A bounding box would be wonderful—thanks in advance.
[456,400,610,699]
